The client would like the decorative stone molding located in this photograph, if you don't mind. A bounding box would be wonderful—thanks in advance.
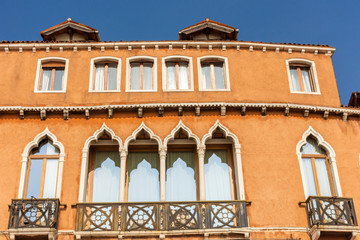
[163,120,201,147]
[202,120,240,146]
[85,109,89,119]
[1,102,360,120]
[138,107,143,118]
[124,122,162,150]
[158,107,164,117]
[40,109,46,120]
[63,109,69,120]
[108,108,113,118]
[178,106,183,116]
[323,111,329,119]
[296,126,342,198]
[195,106,200,116]
[19,128,65,199]
[261,106,266,116]
[284,107,289,116]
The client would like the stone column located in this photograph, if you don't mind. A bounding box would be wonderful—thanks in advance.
[159,146,167,201]
[197,145,206,201]
[119,149,128,202]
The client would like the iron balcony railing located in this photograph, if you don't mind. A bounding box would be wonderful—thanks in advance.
[8,198,60,229]
[75,200,249,231]
[305,196,357,228]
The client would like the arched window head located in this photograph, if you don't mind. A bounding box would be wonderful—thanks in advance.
[26,139,60,199]
[300,136,334,197]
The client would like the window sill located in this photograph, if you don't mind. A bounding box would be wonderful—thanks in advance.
[34,90,66,93]
[163,89,194,92]
[125,89,158,93]
[88,90,121,93]
[199,89,231,92]
[290,91,321,95]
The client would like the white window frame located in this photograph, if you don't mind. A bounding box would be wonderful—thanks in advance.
[162,56,194,92]
[286,58,321,95]
[126,56,157,92]
[89,56,121,92]
[34,57,69,93]
[296,126,342,199]
[197,56,230,92]
[18,128,65,199]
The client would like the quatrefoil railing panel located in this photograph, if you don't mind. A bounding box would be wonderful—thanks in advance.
[305,196,358,228]
[8,199,60,229]
[75,200,248,231]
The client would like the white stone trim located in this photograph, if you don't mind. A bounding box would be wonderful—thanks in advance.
[34,57,69,93]
[197,56,231,91]
[88,56,121,92]
[286,58,321,94]
[124,122,162,150]
[163,120,201,147]
[201,120,245,200]
[161,55,194,92]
[18,128,65,199]
[296,126,342,199]
[0,41,336,56]
[125,56,158,92]
[78,123,122,202]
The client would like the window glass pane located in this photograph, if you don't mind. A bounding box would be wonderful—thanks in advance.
[213,63,225,89]
[53,68,64,91]
[166,151,196,201]
[128,152,159,202]
[166,62,176,90]
[32,140,60,155]
[26,159,43,198]
[201,63,211,89]
[107,63,117,90]
[93,151,120,202]
[42,159,58,198]
[301,138,326,155]
[94,64,105,91]
[302,158,317,196]
[290,66,300,91]
[179,62,189,90]
[41,68,52,91]
[130,63,140,90]
[143,63,153,90]
[204,150,232,200]
[301,67,313,92]
[315,158,332,196]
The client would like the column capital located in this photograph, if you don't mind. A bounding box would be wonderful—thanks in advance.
[159,146,167,158]
[120,149,128,158]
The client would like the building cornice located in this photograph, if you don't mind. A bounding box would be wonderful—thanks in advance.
[0,102,358,121]
[0,41,335,56]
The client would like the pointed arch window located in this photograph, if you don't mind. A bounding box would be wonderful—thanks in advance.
[26,139,60,198]
[301,137,334,197]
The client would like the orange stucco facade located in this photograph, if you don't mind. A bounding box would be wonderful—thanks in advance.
[0,19,359,240]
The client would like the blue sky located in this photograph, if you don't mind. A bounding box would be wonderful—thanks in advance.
[1,0,359,105]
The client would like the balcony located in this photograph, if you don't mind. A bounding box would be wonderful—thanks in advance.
[8,198,60,229]
[305,196,358,240]
[75,200,249,234]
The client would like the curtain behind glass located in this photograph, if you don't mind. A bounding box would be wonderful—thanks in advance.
[315,158,332,196]
[213,63,225,89]
[53,68,64,91]
[43,159,58,198]
[107,63,117,90]
[179,62,189,90]
[204,150,232,200]
[128,152,159,202]
[130,63,140,90]
[143,63,153,90]
[166,63,176,90]
[41,69,52,91]
[166,152,196,201]
[302,158,317,196]
[289,67,300,91]
[201,63,211,89]
[95,64,105,90]
[301,67,312,92]
[92,151,120,202]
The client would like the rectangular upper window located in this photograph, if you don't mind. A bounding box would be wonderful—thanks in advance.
[286,59,320,94]
[198,56,230,91]
[130,62,153,90]
[93,62,117,91]
[126,56,157,92]
[166,61,189,90]
[89,57,121,92]
[35,57,69,93]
